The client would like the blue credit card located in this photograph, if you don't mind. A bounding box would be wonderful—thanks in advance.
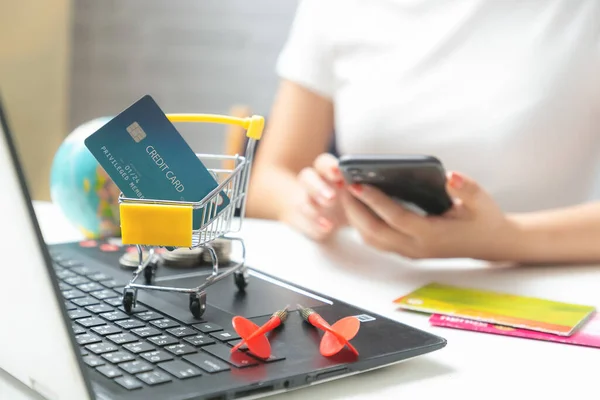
[84,94,230,232]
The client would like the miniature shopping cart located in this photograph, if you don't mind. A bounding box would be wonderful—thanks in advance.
[118,113,264,319]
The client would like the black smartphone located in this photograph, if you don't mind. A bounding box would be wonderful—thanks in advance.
[338,154,453,215]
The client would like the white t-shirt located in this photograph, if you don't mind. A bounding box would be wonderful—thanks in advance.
[276,0,600,213]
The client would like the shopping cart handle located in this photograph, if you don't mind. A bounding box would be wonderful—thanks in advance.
[165,114,264,140]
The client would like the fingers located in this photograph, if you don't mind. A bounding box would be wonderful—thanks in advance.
[446,171,482,210]
[290,154,346,241]
[347,183,428,235]
[284,195,336,242]
[298,167,337,207]
[298,153,343,207]
[313,153,343,185]
[300,199,336,235]
[341,192,417,255]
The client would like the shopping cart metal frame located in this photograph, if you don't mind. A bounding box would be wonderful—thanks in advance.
[117,113,264,319]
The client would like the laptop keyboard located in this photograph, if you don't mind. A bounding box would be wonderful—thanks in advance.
[52,252,284,391]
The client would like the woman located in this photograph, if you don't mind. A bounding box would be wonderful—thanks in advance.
[246,0,600,263]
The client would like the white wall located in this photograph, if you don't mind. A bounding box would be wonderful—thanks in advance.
[69,0,298,155]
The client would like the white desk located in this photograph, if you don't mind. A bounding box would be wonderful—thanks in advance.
[2,201,599,399]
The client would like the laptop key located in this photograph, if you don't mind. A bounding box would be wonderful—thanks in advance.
[131,326,162,338]
[56,269,75,279]
[193,323,222,333]
[77,317,107,328]
[183,353,230,373]
[158,360,202,379]
[166,327,196,338]
[100,279,122,288]
[82,355,105,367]
[77,282,104,293]
[72,324,86,335]
[150,319,179,330]
[136,311,164,322]
[69,309,92,320]
[59,259,84,268]
[96,365,122,378]
[123,342,155,354]
[117,305,148,314]
[76,333,102,345]
[64,276,90,286]
[100,311,130,322]
[62,289,85,300]
[183,335,215,347]
[140,350,174,364]
[107,333,138,345]
[203,344,259,368]
[64,301,77,311]
[88,272,111,282]
[164,343,197,356]
[85,304,114,314]
[70,265,95,275]
[210,330,241,342]
[147,335,178,347]
[136,370,172,386]
[119,360,154,375]
[114,375,143,390]
[260,354,286,363]
[102,351,136,364]
[105,298,124,307]
[115,319,145,329]
[59,282,72,291]
[91,289,119,300]
[227,347,285,365]
[91,324,121,336]
[86,342,119,355]
[72,296,100,307]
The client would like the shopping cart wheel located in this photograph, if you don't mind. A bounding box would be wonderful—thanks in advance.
[189,292,206,319]
[123,290,135,314]
[143,262,157,285]
[234,269,248,291]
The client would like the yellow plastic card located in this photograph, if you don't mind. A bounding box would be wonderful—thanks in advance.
[120,203,193,248]
[395,282,595,336]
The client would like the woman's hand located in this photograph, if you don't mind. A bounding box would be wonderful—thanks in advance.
[341,172,520,261]
[280,153,348,241]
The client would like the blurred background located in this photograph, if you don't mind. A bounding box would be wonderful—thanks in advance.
[0,0,297,201]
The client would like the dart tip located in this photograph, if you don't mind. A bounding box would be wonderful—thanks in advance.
[273,307,290,322]
[297,304,315,321]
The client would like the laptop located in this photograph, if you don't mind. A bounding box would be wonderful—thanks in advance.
[0,98,446,400]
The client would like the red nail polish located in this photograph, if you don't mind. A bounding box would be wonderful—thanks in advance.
[449,172,463,189]
[350,184,363,194]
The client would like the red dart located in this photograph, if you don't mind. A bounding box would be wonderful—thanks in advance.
[298,304,360,357]
[231,306,289,359]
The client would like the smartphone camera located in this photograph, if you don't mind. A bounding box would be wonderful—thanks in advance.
[347,168,363,182]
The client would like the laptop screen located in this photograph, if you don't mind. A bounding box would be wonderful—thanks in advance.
[0,100,93,399]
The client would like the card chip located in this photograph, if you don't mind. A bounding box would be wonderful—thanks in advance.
[126,122,146,143]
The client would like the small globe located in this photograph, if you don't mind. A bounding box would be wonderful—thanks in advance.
[50,117,122,239]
